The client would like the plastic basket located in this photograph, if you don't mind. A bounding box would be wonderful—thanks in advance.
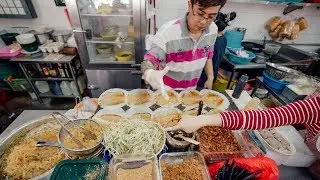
[263,71,289,93]
[225,49,256,65]
[7,78,32,91]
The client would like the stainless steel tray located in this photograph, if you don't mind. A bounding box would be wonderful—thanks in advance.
[0,115,61,180]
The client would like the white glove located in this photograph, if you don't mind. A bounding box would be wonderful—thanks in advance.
[144,66,170,90]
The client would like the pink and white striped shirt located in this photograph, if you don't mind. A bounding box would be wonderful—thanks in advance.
[220,96,320,157]
[144,14,218,89]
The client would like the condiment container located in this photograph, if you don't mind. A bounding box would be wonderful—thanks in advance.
[108,154,160,180]
[50,158,107,180]
[159,152,210,180]
[196,129,245,163]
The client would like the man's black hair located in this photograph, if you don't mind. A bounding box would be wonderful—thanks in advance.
[190,0,227,8]
[215,12,236,32]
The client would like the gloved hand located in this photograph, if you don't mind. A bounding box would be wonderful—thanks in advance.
[143,66,170,90]
[166,114,222,133]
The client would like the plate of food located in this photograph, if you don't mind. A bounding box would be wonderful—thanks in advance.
[200,89,230,110]
[153,108,182,128]
[204,108,223,115]
[183,107,200,116]
[180,90,202,108]
[155,90,181,107]
[126,107,153,121]
[98,88,128,108]
[254,128,296,155]
[127,89,155,108]
[93,108,126,130]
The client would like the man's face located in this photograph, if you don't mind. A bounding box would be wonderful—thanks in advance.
[188,1,221,32]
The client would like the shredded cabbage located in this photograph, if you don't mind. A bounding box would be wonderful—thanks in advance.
[103,120,165,156]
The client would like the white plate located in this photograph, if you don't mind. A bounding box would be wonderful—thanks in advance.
[153,107,182,127]
[200,89,230,110]
[180,90,202,108]
[127,89,155,108]
[126,107,154,121]
[254,129,296,156]
[92,108,126,130]
[98,88,128,109]
[154,89,182,108]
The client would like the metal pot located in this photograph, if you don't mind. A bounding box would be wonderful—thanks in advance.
[52,30,72,43]
[57,119,103,156]
[27,28,53,44]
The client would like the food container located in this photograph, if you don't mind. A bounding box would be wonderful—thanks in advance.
[50,158,107,180]
[0,33,19,45]
[115,50,133,61]
[264,43,281,55]
[15,33,39,52]
[52,30,72,43]
[109,154,160,180]
[166,130,195,152]
[159,152,210,180]
[96,44,113,57]
[263,71,289,93]
[254,129,296,156]
[101,26,118,41]
[196,127,245,163]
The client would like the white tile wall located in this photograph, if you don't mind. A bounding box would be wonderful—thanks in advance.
[155,1,320,52]
[0,0,71,30]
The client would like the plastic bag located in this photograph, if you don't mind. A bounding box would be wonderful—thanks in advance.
[279,21,295,39]
[208,157,279,180]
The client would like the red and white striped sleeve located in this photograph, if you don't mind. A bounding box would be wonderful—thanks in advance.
[220,96,320,130]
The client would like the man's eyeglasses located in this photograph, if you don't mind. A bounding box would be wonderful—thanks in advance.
[192,8,217,22]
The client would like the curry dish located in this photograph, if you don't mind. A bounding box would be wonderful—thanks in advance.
[182,91,201,106]
[100,91,126,106]
[202,92,224,108]
[128,90,152,105]
[154,111,182,128]
[63,121,102,150]
[156,91,180,106]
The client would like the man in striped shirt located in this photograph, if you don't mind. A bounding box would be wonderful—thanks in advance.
[173,96,320,158]
[141,0,227,90]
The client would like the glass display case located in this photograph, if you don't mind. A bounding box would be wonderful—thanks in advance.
[66,0,150,68]
[65,0,153,95]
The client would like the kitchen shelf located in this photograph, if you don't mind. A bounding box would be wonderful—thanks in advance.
[86,39,134,44]
[30,77,74,81]
[80,13,133,17]
[39,92,77,98]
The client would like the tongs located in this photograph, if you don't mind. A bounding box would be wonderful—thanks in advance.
[51,112,97,148]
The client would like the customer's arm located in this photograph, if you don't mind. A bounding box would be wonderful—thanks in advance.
[220,96,320,130]
[173,97,320,133]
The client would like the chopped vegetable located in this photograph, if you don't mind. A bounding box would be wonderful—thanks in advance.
[103,120,165,156]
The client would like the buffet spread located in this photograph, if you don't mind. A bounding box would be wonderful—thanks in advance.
[0,89,314,180]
